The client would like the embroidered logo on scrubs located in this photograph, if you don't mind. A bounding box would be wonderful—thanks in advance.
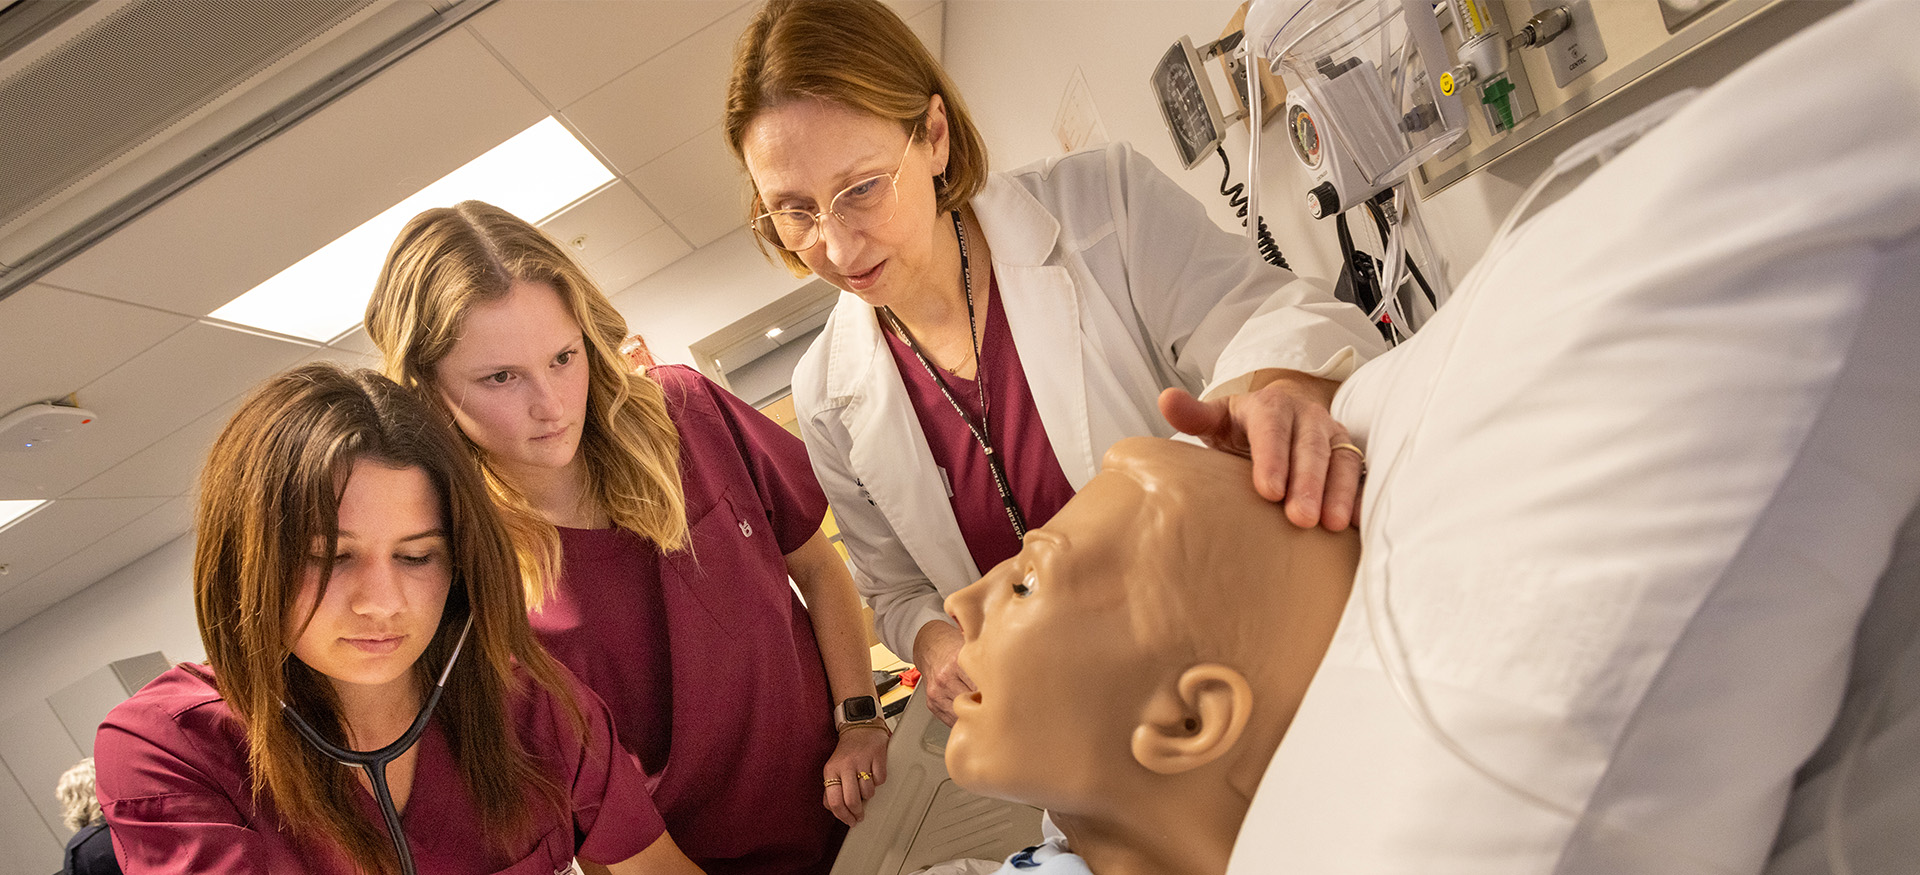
[739,520,753,537]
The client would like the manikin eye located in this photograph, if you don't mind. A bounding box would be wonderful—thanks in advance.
[1011,570,1038,598]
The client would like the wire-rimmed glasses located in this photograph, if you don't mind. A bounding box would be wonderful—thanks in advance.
[752,130,918,253]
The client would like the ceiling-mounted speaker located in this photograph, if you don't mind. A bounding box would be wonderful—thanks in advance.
[0,402,98,451]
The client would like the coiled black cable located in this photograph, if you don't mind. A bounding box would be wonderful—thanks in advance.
[1215,145,1288,270]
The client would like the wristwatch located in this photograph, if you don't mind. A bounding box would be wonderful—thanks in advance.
[833,695,880,728]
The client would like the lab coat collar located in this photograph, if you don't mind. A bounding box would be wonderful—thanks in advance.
[970,172,1060,266]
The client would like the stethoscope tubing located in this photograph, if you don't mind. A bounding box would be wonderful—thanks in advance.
[281,616,474,875]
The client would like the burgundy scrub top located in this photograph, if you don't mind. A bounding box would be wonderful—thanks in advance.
[529,365,844,875]
[94,663,662,875]
[884,274,1077,576]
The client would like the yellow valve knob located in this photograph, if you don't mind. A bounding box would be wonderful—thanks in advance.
[1439,71,1457,96]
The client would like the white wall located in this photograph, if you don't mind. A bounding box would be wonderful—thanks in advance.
[0,534,201,872]
[606,226,815,368]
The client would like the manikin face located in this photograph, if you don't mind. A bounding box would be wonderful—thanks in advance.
[945,469,1164,812]
[740,98,949,309]
[432,279,591,484]
[287,461,452,701]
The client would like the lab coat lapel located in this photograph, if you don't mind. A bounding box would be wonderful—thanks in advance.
[974,175,1098,489]
[828,295,982,586]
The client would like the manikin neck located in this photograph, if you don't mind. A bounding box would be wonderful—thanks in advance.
[1049,779,1251,875]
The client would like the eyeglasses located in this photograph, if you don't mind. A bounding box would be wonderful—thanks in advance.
[753,131,918,253]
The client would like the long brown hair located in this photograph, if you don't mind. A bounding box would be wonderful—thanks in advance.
[725,0,990,275]
[364,200,688,604]
[194,363,582,875]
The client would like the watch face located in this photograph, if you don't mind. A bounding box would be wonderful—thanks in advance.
[842,696,879,723]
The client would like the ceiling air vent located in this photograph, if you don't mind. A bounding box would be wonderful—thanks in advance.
[0,0,497,300]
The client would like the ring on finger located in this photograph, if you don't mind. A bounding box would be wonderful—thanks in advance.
[824,778,843,788]
[1330,442,1368,476]
[857,771,874,782]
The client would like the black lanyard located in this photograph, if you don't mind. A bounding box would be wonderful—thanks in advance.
[883,211,1028,542]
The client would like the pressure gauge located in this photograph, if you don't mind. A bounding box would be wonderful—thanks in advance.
[1287,102,1322,169]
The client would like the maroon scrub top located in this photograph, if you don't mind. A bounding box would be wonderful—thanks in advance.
[94,663,662,875]
[884,274,1077,576]
[530,365,844,875]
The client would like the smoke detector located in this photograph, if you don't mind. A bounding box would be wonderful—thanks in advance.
[0,402,98,452]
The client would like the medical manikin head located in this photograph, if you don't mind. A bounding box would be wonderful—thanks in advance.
[945,437,1357,875]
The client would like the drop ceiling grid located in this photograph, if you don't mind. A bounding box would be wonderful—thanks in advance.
[0,283,195,416]
[0,323,313,500]
[39,27,553,316]
[1,496,193,620]
[465,0,755,110]
[0,496,168,596]
[557,2,757,178]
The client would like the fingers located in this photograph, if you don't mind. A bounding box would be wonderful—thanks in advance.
[925,678,959,726]
[1240,390,1299,504]
[1281,407,1334,527]
[1158,387,1233,446]
[824,778,860,826]
[1321,433,1365,532]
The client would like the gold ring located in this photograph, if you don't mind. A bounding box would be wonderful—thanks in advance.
[824,778,843,788]
[1330,442,1365,463]
[857,771,874,782]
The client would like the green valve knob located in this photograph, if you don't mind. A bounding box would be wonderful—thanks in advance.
[1481,78,1518,131]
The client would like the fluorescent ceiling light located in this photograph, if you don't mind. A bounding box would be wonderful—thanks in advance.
[210,117,614,342]
[0,499,48,533]
[765,327,783,339]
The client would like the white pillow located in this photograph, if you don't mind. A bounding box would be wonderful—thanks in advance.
[1229,1,1920,873]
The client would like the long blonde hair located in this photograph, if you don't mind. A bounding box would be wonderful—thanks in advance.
[195,364,579,875]
[364,201,688,603]
[725,0,990,275]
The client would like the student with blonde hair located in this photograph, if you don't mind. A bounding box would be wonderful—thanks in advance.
[94,364,703,875]
[366,201,884,875]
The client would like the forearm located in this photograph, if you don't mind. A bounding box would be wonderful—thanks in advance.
[787,531,882,707]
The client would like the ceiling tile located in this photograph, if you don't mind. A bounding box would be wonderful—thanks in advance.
[561,2,757,174]
[0,497,192,630]
[0,284,193,415]
[539,182,666,269]
[64,399,238,499]
[41,29,550,316]
[0,496,166,595]
[470,0,751,108]
[328,326,381,356]
[628,125,748,221]
[668,196,749,250]
[297,344,383,374]
[0,323,310,498]
[586,223,693,297]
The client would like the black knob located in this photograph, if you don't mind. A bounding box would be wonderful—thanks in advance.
[1307,182,1340,219]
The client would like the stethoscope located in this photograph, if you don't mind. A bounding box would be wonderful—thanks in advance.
[281,617,473,875]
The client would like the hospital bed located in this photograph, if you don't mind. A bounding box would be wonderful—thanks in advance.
[829,690,1043,875]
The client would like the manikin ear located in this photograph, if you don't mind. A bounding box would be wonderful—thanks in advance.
[925,93,951,177]
[1130,664,1254,776]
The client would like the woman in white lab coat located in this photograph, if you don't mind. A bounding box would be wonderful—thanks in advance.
[724,0,1387,723]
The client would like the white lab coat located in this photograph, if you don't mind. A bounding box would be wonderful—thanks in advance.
[1228,1,1920,872]
[793,141,1386,658]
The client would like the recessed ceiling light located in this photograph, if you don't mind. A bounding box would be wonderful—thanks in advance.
[209,117,614,342]
[765,327,784,340]
[0,499,48,533]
